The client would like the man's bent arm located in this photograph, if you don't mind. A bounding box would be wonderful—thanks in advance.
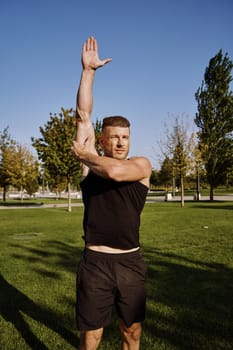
[71,142,152,186]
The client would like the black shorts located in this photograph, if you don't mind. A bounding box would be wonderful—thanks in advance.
[76,248,147,331]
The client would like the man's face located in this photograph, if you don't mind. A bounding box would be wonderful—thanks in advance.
[100,126,130,159]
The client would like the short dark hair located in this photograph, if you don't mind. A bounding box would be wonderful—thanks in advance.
[102,116,130,130]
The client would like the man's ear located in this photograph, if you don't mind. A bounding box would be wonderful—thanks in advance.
[96,135,104,156]
[98,136,104,147]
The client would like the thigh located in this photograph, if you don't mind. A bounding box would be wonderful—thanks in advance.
[76,254,115,330]
[115,255,147,327]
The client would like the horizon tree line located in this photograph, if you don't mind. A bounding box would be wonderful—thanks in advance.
[1,49,233,205]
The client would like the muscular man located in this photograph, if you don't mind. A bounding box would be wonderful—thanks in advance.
[72,37,152,350]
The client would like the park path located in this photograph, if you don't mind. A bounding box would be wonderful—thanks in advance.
[0,195,233,209]
[146,194,233,202]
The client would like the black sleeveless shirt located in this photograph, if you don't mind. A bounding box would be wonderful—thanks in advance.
[80,172,148,249]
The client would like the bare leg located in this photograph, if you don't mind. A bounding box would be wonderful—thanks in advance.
[119,320,142,350]
[78,328,103,350]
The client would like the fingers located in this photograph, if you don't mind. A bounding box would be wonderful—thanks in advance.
[83,36,96,52]
[82,36,112,68]
[93,37,97,51]
[102,57,112,65]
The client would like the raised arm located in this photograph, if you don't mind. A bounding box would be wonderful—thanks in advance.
[75,37,112,148]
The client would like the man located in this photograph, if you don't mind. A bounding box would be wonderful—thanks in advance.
[72,37,152,350]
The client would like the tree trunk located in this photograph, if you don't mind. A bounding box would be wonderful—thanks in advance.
[68,182,72,212]
[20,185,24,203]
[180,175,184,207]
[196,170,200,200]
[210,185,214,201]
[172,173,176,197]
[3,185,7,202]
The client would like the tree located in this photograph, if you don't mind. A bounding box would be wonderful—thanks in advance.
[0,128,39,201]
[9,144,39,200]
[226,153,233,188]
[158,157,173,191]
[195,50,233,200]
[94,119,103,155]
[191,144,206,200]
[161,116,195,207]
[150,169,160,188]
[0,127,16,201]
[32,108,81,212]
[2,142,39,201]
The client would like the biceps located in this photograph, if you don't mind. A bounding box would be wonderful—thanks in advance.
[113,162,151,182]
[126,159,151,181]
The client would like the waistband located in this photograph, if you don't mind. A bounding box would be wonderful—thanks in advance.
[84,247,141,261]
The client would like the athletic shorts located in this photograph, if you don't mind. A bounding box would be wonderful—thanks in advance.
[76,248,147,331]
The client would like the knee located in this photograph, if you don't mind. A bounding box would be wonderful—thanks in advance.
[79,328,103,350]
[119,321,142,344]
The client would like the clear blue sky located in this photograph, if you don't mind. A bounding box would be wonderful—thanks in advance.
[1,0,233,168]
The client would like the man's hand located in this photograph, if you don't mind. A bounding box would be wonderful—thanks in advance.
[82,36,112,70]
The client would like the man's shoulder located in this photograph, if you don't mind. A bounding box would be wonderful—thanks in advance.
[128,156,152,187]
[128,156,152,170]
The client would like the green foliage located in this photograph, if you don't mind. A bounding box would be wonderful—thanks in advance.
[195,50,233,199]
[168,117,195,179]
[94,118,103,154]
[161,116,195,206]
[0,128,16,198]
[7,144,39,195]
[32,108,82,191]
[159,156,173,188]
[0,128,39,199]
[150,169,160,187]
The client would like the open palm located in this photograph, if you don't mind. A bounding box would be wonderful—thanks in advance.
[82,36,112,70]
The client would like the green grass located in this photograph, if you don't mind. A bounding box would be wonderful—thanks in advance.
[149,186,233,197]
[0,202,233,349]
[0,197,83,206]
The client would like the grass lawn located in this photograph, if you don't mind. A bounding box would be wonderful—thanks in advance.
[0,197,83,206]
[0,201,233,349]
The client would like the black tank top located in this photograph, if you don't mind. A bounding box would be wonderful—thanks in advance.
[80,172,148,249]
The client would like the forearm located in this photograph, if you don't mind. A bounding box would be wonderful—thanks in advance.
[75,68,96,147]
[76,68,95,122]
[78,151,119,179]
[72,144,151,182]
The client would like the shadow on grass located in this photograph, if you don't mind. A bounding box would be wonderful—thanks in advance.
[144,247,233,349]
[6,240,123,348]
[10,240,81,274]
[6,236,233,349]
[191,203,233,210]
[0,201,43,207]
[3,239,85,348]
[0,274,79,349]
